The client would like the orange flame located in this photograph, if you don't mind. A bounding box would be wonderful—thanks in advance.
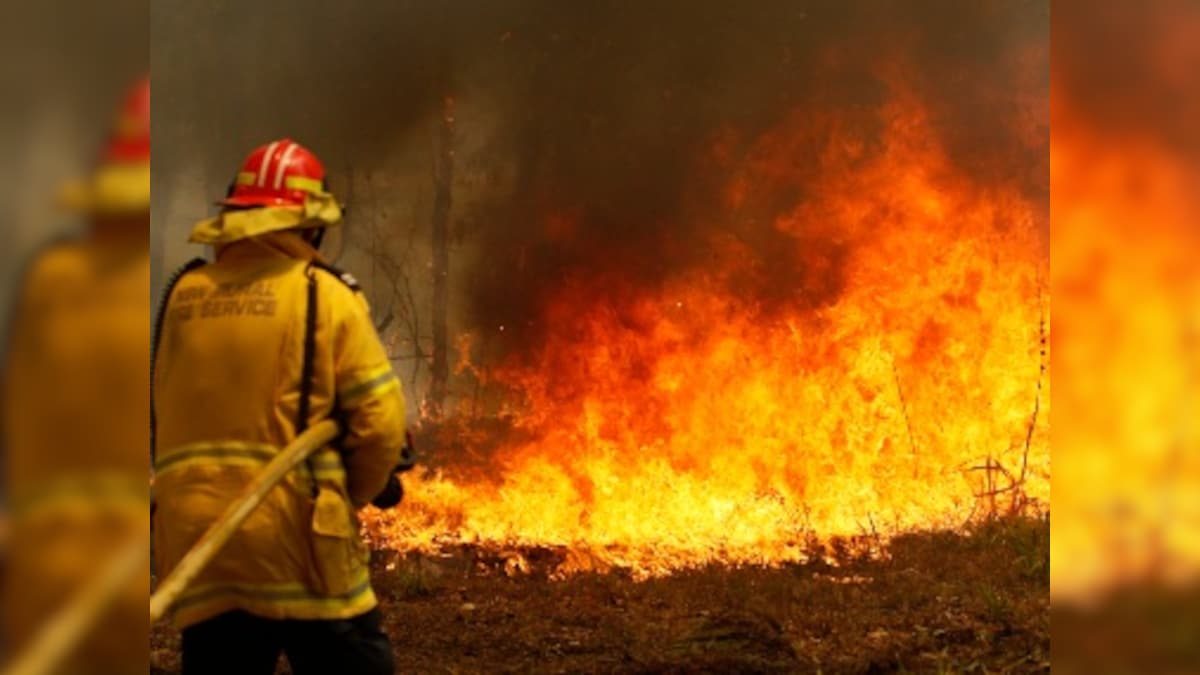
[1050,80,1200,600]
[366,87,1049,577]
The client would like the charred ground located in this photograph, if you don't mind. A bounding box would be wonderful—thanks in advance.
[152,515,1049,674]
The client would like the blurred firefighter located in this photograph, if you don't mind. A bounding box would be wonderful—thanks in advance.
[0,77,151,673]
[152,139,406,675]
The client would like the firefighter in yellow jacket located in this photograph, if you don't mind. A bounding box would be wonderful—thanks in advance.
[1,77,151,675]
[152,139,406,674]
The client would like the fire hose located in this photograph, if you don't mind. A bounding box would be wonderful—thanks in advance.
[0,532,147,675]
[149,419,341,623]
[3,419,418,675]
[0,420,340,675]
[150,423,414,620]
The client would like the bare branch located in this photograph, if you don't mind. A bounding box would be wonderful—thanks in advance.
[375,310,395,334]
[1021,284,1049,486]
[891,357,919,479]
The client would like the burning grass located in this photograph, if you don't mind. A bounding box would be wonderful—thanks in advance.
[363,87,1049,580]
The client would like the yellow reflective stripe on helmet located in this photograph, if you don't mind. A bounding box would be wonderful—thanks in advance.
[338,366,399,407]
[154,441,277,475]
[60,162,151,215]
[235,171,258,186]
[284,175,323,194]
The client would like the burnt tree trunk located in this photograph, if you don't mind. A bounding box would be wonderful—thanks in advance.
[427,95,455,417]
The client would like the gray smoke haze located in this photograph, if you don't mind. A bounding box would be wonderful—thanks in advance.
[154,0,1047,357]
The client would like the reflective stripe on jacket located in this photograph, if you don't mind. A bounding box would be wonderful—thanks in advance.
[152,235,405,628]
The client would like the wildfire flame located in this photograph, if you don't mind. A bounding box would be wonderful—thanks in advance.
[365,85,1049,577]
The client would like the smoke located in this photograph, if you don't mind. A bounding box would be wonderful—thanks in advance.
[455,0,1047,355]
[1053,0,1200,155]
[154,0,1047,353]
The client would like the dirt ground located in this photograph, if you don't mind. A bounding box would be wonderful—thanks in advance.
[151,516,1049,674]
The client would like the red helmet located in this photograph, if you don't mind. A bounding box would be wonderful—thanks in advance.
[104,76,150,163]
[222,138,327,208]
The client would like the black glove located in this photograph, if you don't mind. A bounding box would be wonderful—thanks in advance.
[395,431,416,472]
[371,474,404,509]
[370,432,416,509]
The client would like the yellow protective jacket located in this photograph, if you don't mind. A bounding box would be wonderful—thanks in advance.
[152,232,405,629]
[1,234,151,673]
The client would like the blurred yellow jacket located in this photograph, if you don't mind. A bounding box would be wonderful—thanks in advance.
[1,235,151,673]
[152,232,405,629]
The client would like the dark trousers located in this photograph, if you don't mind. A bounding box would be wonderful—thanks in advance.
[181,608,394,675]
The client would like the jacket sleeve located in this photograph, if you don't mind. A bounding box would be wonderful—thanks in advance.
[324,278,406,507]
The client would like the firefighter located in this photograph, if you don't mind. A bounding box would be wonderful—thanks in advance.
[1,77,151,674]
[152,139,405,675]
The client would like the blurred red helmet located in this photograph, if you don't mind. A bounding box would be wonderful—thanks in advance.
[104,76,150,163]
[221,139,327,208]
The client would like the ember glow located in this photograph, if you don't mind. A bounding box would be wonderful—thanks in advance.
[365,85,1049,577]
